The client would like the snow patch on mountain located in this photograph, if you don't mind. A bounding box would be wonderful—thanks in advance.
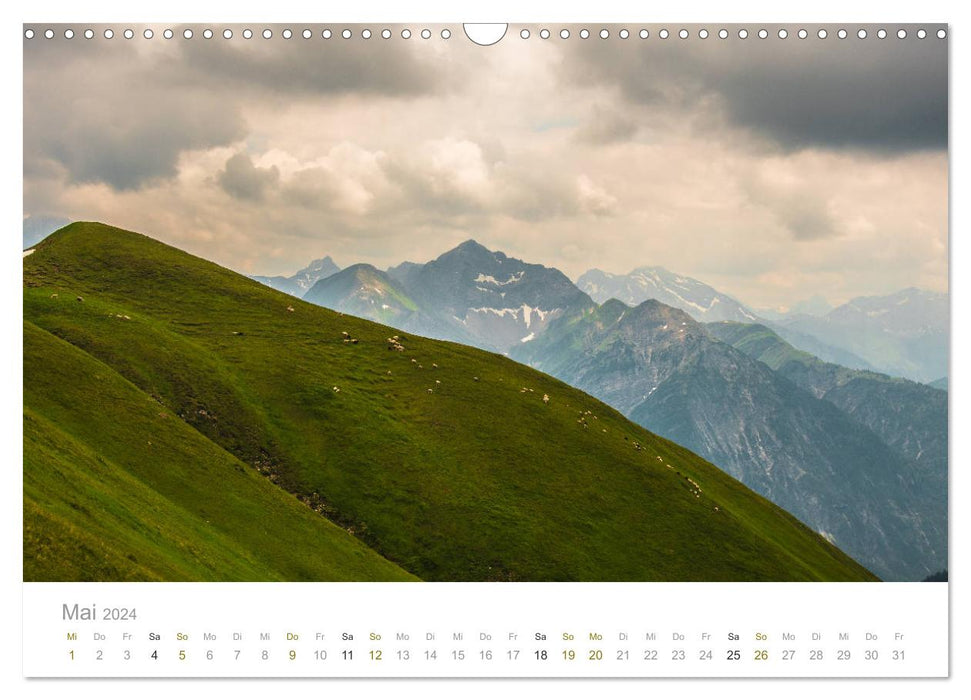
[579,267,757,323]
[467,304,554,327]
[474,271,525,286]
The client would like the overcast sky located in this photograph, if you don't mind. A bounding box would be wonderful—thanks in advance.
[23,24,948,309]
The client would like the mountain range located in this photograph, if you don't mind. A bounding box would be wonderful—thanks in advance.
[755,294,833,320]
[707,320,948,484]
[576,266,758,323]
[304,240,592,354]
[269,249,947,386]
[303,263,419,328]
[770,288,948,383]
[574,267,947,384]
[707,322,948,570]
[511,300,945,581]
[24,222,875,582]
[254,240,948,580]
[252,256,340,298]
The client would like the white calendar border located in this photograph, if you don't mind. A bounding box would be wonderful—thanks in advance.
[4,0,965,698]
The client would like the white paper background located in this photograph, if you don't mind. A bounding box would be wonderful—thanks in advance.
[3,1,965,698]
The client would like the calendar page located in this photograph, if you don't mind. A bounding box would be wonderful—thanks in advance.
[19,10,952,689]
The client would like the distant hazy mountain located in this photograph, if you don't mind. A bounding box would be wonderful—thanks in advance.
[755,295,833,321]
[307,240,592,353]
[404,240,592,352]
[253,256,340,297]
[928,377,948,391]
[577,266,758,323]
[774,288,948,383]
[23,214,71,249]
[576,267,946,383]
[511,299,944,581]
[765,322,877,373]
[789,294,834,317]
[386,260,425,290]
[303,263,418,327]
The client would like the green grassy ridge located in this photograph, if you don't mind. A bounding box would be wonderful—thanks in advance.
[708,322,824,370]
[24,321,416,581]
[24,222,876,581]
[706,322,885,388]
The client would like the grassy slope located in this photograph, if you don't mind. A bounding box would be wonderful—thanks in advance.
[24,322,415,581]
[23,223,877,581]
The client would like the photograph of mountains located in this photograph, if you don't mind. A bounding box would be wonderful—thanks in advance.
[24,25,947,582]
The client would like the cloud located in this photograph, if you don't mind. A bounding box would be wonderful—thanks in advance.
[565,26,948,153]
[575,106,638,145]
[740,161,841,241]
[177,31,444,97]
[22,29,446,193]
[25,86,245,191]
[21,26,947,309]
[217,152,279,201]
[24,40,246,190]
[718,40,947,153]
[278,143,392,215]
[576,175,618,216]
[383,138,493,216]
[379,138,621,224]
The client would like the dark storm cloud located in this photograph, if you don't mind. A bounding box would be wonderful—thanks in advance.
[566,26,947,153]
[176,30,443,97]
[24,38,246,190]
[217,152,280,201]
[23,27,446,193]
[27,93,246,190]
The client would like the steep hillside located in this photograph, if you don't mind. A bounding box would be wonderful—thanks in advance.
[22,222,875,582]
[707,322,947,477]
[707,321,947,565]
[512,300,944,580]
[24,322,414,582]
